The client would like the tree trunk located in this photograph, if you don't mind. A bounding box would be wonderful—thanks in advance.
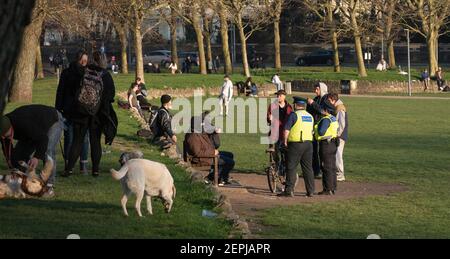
[354,36,367,77]
[10,4,45,103]
[273,20,282,70]
[385,1,396,69]
[237,17,250,77]
[116,24,129,74]
[170,8,179,66]
[35,42,44,79]
[134,24,145,82]
[218,6,232,75]
[332,31,340,73]
[192,14,207,75]
[387,39,396,69]
[0,0,36,113]
[328,4,340,73]
[205,29,213,69]
[427,34,438,74]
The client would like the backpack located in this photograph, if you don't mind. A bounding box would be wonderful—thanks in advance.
[77,67,104,115]
[149,108,169,136]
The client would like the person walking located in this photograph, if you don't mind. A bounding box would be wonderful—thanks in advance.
[62,51,116,178]
[314,101,339,195]
[219,75,234,117]
[55,50,90,175]
[278,97,315,198]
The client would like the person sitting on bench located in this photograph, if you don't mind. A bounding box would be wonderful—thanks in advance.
[185,113,235,186]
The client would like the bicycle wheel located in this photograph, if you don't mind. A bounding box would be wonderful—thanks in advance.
[266,166,278,194]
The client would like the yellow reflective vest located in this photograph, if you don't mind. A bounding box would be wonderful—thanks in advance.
[288,110,314,142]
[314,115,339,141]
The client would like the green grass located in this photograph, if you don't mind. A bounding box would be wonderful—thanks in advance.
[3,74,450,239]
[0,80,232,239]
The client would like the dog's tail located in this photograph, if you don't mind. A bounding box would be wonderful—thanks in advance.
[111,165,129,181]
[172,185,177,199]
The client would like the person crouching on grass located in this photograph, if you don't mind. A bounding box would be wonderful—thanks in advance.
[0,105,64,198]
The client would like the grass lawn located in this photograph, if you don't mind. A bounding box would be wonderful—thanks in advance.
[2,74,450,239]
[0,79,232,239]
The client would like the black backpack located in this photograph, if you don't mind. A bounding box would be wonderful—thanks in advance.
[149,108,169,136]
[78,68,104,115]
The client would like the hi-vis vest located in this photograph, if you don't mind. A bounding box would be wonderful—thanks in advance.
[314,115,339,141]
[288,110,314,142]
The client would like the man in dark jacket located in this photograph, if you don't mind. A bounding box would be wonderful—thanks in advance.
[62,51,116,178]
[0,105,64,197]
[307,82,330,179]
[152,95,177,148]
[55,50,90,175]
[185,115,234,186]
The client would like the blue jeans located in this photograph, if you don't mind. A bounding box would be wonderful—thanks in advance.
[46,112,65,186]
[64,120,89,169]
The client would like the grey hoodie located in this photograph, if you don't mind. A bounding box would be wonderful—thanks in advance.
[319,82,328,98]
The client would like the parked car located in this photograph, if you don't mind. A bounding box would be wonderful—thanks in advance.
[178,51,199,66]
[295,50,343,66]
[143,50,172,67]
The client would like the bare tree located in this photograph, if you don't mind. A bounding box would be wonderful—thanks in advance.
[10,0,48,103]
[223,0,270,77]
[129,0,162,81]
[402,0,450,74]
[202,4,217,70]
[172,0,208,74]
[375,0,400,69]
[216,0,233,75]
[0,0,36,113]
[304,0,343,72]
[158,1,181,67]
[264,0,287,70]
[92,0,132,74]
[338,0,369,77]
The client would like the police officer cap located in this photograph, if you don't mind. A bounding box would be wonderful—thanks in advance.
[323,100,336,114]
[293,96,307,105]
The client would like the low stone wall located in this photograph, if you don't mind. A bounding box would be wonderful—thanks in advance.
[290,79,440,95]
[141,84,277,100]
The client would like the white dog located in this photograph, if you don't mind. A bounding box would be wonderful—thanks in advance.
[111,159,176,217]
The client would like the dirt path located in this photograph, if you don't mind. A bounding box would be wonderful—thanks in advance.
[210,172,408,238]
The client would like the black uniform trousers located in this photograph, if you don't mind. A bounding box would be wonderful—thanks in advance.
[312,140,322,177]
[285,141,315,195]
[319,139,338,192]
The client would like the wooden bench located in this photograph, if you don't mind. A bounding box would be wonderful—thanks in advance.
[183,140,220,187]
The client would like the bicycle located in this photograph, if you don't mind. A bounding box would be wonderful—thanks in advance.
[265,144,287,194]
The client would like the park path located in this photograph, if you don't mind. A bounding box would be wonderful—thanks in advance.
[203,171,407,238]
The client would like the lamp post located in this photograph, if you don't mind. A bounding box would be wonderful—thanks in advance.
[406,29,412,97]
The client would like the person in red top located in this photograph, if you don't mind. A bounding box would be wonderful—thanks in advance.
[267,90,293,165]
